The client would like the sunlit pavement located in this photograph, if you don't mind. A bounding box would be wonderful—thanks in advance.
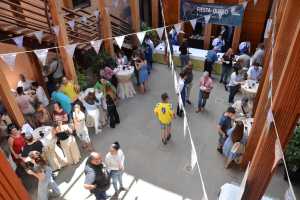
[34,64,298,200]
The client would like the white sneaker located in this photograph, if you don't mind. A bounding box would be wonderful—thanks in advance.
[95,129,102,135]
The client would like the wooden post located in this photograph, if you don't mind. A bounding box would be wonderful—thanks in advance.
[0,64,25,127]
[129,0,141,32]
[231,26,241,52]
[48,0,77,81]
[97,0,114,56]
[203,0,214,50]
[62,0,73,9]
[242,10,300,199]
[151,0,159,28]
[242,0,300,165]
[0,150,31,200]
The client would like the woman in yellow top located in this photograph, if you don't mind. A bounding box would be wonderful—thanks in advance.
[59,77,79,103]
[154,92,175,145]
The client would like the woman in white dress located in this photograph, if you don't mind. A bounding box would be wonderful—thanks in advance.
[73,104,92,151]
[82,89,102,135]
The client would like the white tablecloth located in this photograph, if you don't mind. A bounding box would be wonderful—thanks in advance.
[241,80,259,99]
[154,42,224,63]
[32,126,54,147]
[114,66,136,99]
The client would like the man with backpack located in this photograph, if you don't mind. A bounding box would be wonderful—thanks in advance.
[84,152,111,200]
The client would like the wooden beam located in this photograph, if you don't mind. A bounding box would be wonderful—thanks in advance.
[0,150,30,200]
[242,6,300,198]
[203,0,214,50]
[232,26,241,52]
[62,0,73,9]
[48,0,77,81]
[97,0,114,56]
[242,0,299,165]
[0,62,25,127]
[151,0,159,28]
[129,0,141,32]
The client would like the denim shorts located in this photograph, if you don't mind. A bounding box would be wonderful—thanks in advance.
[160,123,171,129]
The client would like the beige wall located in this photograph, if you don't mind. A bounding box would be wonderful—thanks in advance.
[0,43,40,89]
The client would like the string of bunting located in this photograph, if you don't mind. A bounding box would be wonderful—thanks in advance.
[0,6,214,70]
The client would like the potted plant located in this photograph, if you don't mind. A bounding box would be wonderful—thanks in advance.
[284,124,300,184]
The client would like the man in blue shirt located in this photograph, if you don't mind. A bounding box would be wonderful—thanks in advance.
[51,86,72,114]
[247,62,263,81]
[204,48,218,77]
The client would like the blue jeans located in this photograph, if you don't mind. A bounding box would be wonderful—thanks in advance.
[180,54,189,67]
[229,85,240,103]
[198,90,207,108]
[94,190,107,200]
[110,170,123,192]
[220,65,232,84]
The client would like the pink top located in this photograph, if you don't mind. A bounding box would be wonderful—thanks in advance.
[199,77,213,92]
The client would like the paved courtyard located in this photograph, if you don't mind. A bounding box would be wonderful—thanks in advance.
[28,63,298,200]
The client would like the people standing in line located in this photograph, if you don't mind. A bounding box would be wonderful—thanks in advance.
[52,121,81,165]
[217,107,236,154]
[251,43,265,66]
[228,67,245,104]
[26,152,61,200]
[176,72,187,118]
[196,71,213,113]
[106,95,120,128]
[220,48,234,90]
[31,82,49,107]
[51,85,72,116]
[17,74,33,92]
[247,62,263,81]
[223,121,247,168]
[179,40,189,68]
[59,77,80,104]
[154,93,175,145]
[204,47,218,77]
[105,142,126,194]
[73,104,93,151]
[183,61,193,105]
[84,152,111,200]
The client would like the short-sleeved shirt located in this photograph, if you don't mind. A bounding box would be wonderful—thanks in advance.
[206,50,218,63]
[218,114,232,134]
[154,102,174,125]
[15,95,35,115]
[60,82,78,102]
[51,91,72,114]
[21,141,43,157]
[247,66,262,81]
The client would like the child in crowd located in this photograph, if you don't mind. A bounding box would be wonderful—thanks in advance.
[154,93,175,145]
[106,95,120,128]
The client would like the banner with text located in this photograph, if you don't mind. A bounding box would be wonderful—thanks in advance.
[180,0,245,26]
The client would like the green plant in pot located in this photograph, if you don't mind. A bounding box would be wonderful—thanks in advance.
[284,124,300,184]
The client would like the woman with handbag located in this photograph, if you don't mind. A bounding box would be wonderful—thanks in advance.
[196,71,213,113]
[223,121,247,168]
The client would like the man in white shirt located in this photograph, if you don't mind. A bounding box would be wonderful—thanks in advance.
[31,82,49,107]
[247,63,262,81]
[17,74,33,91]
[15,87,35,115]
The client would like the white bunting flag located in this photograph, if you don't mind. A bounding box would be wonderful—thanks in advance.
[204,15,210,24]
[12,36,24,48]
[52,25,60,36]
[94,10,99,20]
[183,115,187,138]
[34,49,48,66]
[115,36,125,49]
[272,138,283,170]
[64,43,77,58]
[136,31,146,45]
[190,19,197,30]
[34,31,44,44]
[238,163,250,199]
[156,27,164,40]
[80,16,88,24]
[90,40,103,54]
[174,23,182,33]
[254,0,258,6]
[285,187,296,200]
[264,19,272,39]
[242,1,248,10]
[267,108,274,126]
[0,53,17,71]
[190,141,197,170]
[268,87,272,99]
[67,20,75,31]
